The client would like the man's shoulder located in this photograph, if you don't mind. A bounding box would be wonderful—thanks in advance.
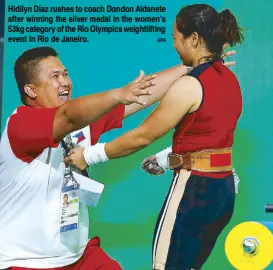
[6,106,34,128]
[8,105,36,119]
[11,105,59,115]
[7,105,59,128]
[13,105,32,113]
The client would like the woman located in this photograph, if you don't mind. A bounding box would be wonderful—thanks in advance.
[66,4,244,270]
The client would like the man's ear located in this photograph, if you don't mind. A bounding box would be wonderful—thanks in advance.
[24,84,37,99]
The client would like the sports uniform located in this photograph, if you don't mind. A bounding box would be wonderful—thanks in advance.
[152,60,242,270]
[0,104,125,270]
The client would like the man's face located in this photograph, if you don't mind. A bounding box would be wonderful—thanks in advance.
[63,195,68,203]
[28,56,72,108]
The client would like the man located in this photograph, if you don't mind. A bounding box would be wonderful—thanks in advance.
[63,194,69,206]
[0,45,200,270]
[0,44,235,269]
[0,46,157,270]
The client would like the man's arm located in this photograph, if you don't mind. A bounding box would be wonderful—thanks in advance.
[53,72,155,142]
[123,48,236,118]
[104,76,201,159]
[124,65,188,118]
[64,76,202,168]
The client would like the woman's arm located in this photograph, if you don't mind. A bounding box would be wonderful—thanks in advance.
[64,76,202,168]
[105,75,202,159]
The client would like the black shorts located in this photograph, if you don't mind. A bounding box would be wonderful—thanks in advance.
[152,172,235,270]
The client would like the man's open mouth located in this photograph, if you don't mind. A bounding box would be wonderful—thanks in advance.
[58,90,70,101]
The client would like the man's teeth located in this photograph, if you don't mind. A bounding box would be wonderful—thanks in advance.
[59,91,69,96]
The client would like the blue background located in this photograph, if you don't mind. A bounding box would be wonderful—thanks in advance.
[1,0,273,269]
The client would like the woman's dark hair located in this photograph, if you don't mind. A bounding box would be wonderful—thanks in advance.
[176,4,244,59]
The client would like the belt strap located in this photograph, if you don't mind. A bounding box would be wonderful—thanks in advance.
[168,148,232,172]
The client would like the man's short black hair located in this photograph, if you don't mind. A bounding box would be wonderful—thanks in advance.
[14,47,58,104]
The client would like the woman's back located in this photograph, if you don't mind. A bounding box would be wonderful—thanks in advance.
[173,60,242,154]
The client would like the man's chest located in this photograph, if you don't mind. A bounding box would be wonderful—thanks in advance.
[49,126,91,169]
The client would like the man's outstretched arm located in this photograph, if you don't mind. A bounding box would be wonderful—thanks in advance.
[64,76,199,167]
[53,71,156,142]
[124,65,188,118]
[124,47,236,118]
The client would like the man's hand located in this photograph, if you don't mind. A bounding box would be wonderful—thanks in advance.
[222,43,236,67]
[64,147,88,171]
[141,156,165,175]
[116,70,156,106]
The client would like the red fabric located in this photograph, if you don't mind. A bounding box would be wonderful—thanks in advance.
[172,62,242,178]
[210,153,232,167]
[90,104,125,145]
[7,106,60,163]
[10,237,122,270]
[7,104,125,162]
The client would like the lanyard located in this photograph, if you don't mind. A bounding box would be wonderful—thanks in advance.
[61,135,80,191]
[61,134,89,178]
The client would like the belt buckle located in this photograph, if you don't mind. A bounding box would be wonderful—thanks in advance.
[168,153,191,171]
[168,153,183,170]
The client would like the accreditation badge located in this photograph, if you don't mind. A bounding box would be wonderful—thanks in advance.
[60,174,80,233]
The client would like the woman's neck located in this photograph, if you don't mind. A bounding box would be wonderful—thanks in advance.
[192,52,215,68]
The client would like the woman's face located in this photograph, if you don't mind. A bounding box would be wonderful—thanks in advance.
[173,21,197,66]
